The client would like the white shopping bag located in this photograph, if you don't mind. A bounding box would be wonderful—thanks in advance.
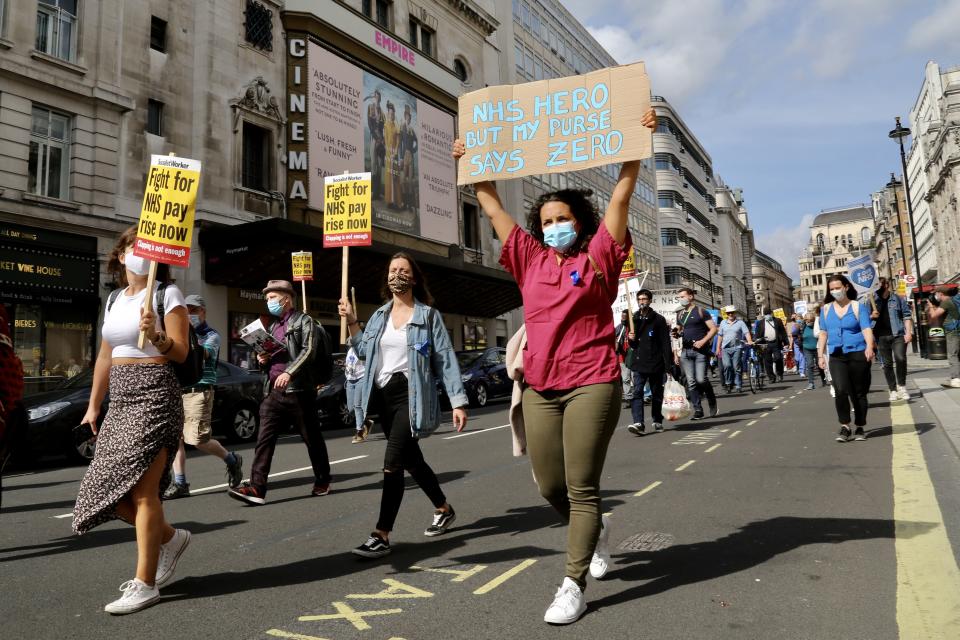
[662,374,691,421]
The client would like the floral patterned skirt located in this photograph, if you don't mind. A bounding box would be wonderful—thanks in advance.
[72,364,182,534]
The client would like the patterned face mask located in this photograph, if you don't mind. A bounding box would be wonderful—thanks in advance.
[388,272,413,294]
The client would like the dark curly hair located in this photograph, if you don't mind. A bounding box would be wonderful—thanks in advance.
[526,189,600,254]
[107,225,172,288]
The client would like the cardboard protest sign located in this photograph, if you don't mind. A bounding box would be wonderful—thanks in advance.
[135,155,201,267]
[846,252,879,297]
[291,252,314,282]
[651,289,684,326]
[773,308,787,324]
[897,279,907,297]
[457,63,651,185]
[322,172,373,248]
[793,300,808,316]
[612,276,642,324]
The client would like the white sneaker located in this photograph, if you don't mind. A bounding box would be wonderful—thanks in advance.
[589,515,610,579]
[543,577,587,624]
[888,390,899,403]
[104,579,160,615]
[830,385,836,398]
[897,386,910,401]
[951,378,960,389]
[156,528,191,587]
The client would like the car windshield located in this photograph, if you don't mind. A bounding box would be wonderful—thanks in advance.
[55,368,94,389]
[457,351,483,369]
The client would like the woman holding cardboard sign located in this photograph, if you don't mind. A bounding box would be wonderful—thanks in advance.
[452,105,656,625]
[72,225,192,615]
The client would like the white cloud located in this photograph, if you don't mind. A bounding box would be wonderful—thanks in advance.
[754,213,816,281]
[906,0,960,52]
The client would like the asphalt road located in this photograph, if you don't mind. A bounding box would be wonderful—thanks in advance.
[3,368,960,640]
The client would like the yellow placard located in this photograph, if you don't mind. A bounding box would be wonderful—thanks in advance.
[291,251,314,282]
[620,248,636,278]
[773,308,787,323]
[134,155,202,267]
[897,279,907,296]
[323,172,373,248]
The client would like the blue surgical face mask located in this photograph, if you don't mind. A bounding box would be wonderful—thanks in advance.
[267,299,284,316]
[543,221,577,252]
[188,314,201,328]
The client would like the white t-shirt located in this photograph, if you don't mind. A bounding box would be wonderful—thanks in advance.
[102,285,186,358]
[375,319,409,388]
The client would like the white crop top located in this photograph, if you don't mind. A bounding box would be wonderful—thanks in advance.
[102,285,186,358]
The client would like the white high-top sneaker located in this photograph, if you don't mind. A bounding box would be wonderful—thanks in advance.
[897,385,910,401]
[589,515,611,579]
[544,577,587,624]
[104,579,160,615]
[156,528,191,587]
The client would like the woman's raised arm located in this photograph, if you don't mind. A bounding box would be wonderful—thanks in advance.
[452,139,517,244]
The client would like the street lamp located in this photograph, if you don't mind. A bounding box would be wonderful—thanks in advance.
[889,116,926,356]
[689,247,716,309]
[881,229,893,280]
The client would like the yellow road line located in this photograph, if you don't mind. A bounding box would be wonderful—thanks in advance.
[675,460,696,472]
[892,402,960,638]
[728,430,742,439]
[705,444,722,453]
[634,480,662,497]
[266,630,330,640]
[473,559,537,595]
[746,420,757,427]
[409,564,487,582]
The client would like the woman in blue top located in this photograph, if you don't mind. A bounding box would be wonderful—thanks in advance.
[338,252,469,558]
[817,275,875,442]
[800,311,824,390]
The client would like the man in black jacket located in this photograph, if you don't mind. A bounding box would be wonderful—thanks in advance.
[752,307,789,383]
[626,289,674,435]
[229,279,332,505]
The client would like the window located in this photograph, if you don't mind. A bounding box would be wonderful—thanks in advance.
[408,17,434,56]
[241,121,270,192]
[514,44,524,76]
[453,59,468,83]
[524,48,534,77]
[243,0,273,51]
[146,99,164,136]
[861,227,871,245]
[35,0,78,62]
[0,0,7,37]
[150,16,166,52]
[847,234,853,247]
[816,233,824,249]
[28,106,71,200]
[363,0,392,28]
[463,202,480,250]
[660,229,681,246]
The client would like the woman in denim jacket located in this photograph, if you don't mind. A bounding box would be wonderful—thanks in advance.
[339,252,469,558]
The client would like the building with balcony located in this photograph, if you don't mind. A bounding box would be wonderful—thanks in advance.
[714,179,756,316]
[653,96,722,307]
[497,0,662,290]
[796,204,875,304]
[752,250,793,316]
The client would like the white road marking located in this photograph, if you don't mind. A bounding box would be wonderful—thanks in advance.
[728,430,742,439]
[746,420,757,426]
[675,460,697,472]
[705,444,722,453]
[443,424,510,440]
[634,480,662,497]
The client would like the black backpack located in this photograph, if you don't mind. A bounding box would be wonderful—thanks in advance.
[312,321,334,385]
[107,284,204,387]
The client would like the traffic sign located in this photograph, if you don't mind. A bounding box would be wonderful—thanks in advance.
[904,274,918,285]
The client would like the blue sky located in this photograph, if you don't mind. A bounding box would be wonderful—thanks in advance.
[565,0,960,280]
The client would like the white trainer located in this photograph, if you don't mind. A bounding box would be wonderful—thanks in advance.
[156,528,191,587]
[589,515,610,579]
[104,579,160,615]
[544,577,587,624]
[897,386,910,401]
[888,390,899,403]
[829,385,836,398]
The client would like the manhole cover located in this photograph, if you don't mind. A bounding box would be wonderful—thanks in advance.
[618,532,675,551]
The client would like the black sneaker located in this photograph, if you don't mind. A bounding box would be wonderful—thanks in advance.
[352,533,391,558]
[691,411,705,421]
[225,453,243,489]
[853,427,866,441]
[836,426,851,443]
[163,481,190,500]
[653,422,664,432]
[627,423,645,436]
[424,506,456,537]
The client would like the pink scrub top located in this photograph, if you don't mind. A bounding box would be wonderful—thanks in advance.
[500,223,632,392]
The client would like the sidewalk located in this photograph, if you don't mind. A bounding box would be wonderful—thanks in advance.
[906,350,960,456]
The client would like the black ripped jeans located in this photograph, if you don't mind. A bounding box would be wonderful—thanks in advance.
[372,373,446,533]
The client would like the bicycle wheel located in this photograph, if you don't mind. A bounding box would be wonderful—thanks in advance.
[748,366,756,394]
[755,362,765,391]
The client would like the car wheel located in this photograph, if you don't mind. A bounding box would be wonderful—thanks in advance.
[474,383,489,408]
[230,406,259,442]
[338,394,353,427]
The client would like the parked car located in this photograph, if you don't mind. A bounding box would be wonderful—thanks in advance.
[444,347,511,408]
[22,361,263,463]
[316,353,353,427]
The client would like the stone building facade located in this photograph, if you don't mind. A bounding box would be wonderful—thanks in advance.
[714,179,755,316]
[872,174,914,282]
[796,204,874,305]
[752,249,793,316]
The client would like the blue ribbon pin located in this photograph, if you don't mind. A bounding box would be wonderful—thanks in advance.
[414,340,432,356]
[570,270,582,286]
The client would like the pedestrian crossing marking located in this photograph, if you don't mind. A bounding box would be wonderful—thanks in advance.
[675,460,696,472]
[634,480,662,497]
[891,402,960,639]
[672,431,723,445]
[728,430,742,439]
[409,564,487,582]
[298,602,402,630]
[705,444,722,453]
[473,559,537,595]
[266,630,331,640]
[346,579,434,599]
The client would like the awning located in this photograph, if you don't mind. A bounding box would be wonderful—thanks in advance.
[198,218,522,318]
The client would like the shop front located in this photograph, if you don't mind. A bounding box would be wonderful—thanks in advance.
[0,221,100,395]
